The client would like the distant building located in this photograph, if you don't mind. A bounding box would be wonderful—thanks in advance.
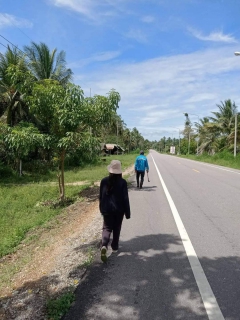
[101,143,125,155]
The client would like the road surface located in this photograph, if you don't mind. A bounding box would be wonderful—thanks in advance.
[64,150,240,320]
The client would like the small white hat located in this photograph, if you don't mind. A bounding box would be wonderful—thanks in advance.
[107,160,122,174]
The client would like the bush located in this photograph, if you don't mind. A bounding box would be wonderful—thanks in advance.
[46,292,75,320]
[23,160,51,174]
[0,162,13,178]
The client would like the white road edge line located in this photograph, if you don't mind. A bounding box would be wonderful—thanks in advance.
[178,156,240,175]
[151,154,225,320]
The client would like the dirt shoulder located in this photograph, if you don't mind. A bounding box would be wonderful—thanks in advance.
[0,165,135,320]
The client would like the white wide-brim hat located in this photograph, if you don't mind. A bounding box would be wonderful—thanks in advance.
[107,160,122,174]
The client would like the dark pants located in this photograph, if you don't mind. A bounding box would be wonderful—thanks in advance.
[102,214,124,250]
[136,171,145,186]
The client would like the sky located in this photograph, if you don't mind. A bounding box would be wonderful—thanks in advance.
[1,0,240,141]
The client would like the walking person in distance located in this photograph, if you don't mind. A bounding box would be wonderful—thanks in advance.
[99,160,131,263]
[135,150,149,189]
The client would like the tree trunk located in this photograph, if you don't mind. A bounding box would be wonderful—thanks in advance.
[19,159,22,176]
[59,149,66,201]
[57,173,62,196]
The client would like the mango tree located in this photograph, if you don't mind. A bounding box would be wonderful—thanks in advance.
[30,81,120,200]
[3,122,47,175]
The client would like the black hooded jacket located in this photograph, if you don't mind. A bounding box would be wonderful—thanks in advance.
[99,176,131,219]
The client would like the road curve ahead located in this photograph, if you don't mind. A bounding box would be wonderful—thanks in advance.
[64,150,240,320]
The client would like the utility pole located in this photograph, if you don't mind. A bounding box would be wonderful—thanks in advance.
[129,130,131,154]
[188,129,191,154]
[184,113,191,155]
[234,113,238,157]
[116,120,118,155]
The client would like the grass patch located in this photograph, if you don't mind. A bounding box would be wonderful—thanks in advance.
[0,154,136,185]
[0,184,87,258]
[63,154,136,183]
[46,291,75,320]
[80,246,95,269]
[0,154,136,258]
[178,151,240,170]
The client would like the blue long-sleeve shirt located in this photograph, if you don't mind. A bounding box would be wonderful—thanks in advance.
[135,155,149,172]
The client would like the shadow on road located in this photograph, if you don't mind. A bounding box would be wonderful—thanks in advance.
[63,233,240,320]
[1,234,240,319]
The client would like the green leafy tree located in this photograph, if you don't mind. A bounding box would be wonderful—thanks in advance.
[30,81,120,200]
[3,122,47,175]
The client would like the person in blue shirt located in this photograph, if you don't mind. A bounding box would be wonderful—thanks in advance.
[134,150,149,189]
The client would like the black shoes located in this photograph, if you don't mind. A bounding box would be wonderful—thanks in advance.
[140,181,143,189]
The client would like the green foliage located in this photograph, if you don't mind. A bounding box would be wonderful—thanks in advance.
[4,122,47,159]
[0,45,27,92]
[46,292,75,320]
[0,162,13,177]
[24,41,73,85]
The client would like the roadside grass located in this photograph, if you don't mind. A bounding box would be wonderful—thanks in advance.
[46,291,75,320]
[178,151,240,170]
[63,154,136,183]
[0,154,136,185]
[0,154,136,259]
[0,184,87,258]
[79,246,95,269]
[46,246,96,320]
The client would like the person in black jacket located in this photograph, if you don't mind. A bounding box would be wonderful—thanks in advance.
[99,160,131,262]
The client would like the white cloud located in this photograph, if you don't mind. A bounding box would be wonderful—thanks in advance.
[184,93,217,104]
[50,0,138,22]
[141,15,155,23]
[125,29,148,43]
[49,0,121,21]
[189,28,237,43]
[70,51,121,68]
[74,46,240,140]
[50,0,95,18]
[0,13,32,29]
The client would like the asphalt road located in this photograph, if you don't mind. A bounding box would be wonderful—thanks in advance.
[64,150,240,320]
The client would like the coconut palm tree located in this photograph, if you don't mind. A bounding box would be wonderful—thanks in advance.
[0,45,24,92]
[0,46,30,126]
[208,99,238,151]
[209,100,238,135]
[24,42,73,85]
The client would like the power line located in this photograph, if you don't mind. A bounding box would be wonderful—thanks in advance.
[0,13,33,42]
[0,34,34,63]
[0,34,26,56]
[13,26,32,42]
[0,42,9,50]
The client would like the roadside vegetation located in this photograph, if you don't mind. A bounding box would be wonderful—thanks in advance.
[0,41,147,260]
[178,150,240,170]
[0,154,137,258]
[1,40,240,320]
[152,100,240,164]
[1,40,240,262]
